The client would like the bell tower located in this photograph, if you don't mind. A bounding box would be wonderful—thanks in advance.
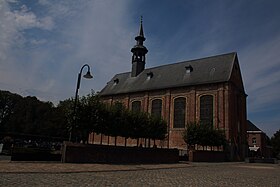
[131,16,148,77]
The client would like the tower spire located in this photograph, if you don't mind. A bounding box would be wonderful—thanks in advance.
[139,16,144,37]
[131,17,148,77]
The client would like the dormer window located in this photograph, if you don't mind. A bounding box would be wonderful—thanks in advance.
[185,65,193,74]
[113,78,119,85]
[147,72,153,80]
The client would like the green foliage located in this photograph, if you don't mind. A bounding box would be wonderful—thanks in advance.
[0,90,22,130]
[57,98,74,132]
[76,93,107,142]
[0,90,68,140]
[129,111,149,139]
[182,122,227,148]
[271,129,280,159]
[182,122,200,146]
[0,90,167,144]
[147,115,167,140]
[97,102,167,142]
[106,102,127,138]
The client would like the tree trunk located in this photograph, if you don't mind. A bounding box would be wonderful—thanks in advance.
[100,134,103,145]
[125,138,127,147]
[137,138,139,146]
[115,136,117,146]
[144,139,147,148]
[107,136,110,145]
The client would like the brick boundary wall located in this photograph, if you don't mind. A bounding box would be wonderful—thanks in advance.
[61,141,179,164]
[189,150,226,162]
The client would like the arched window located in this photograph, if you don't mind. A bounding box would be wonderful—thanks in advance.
[131,101,141,113]
[173,97,186,128]
[151,99,162,117]
[200,95,213,126]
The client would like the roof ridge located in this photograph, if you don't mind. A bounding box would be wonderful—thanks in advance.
[144,52,236,71]
[115,52,237,75]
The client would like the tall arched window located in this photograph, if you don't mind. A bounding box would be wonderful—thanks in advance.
[131,101,141,113]
[151,99,162,117]
[173,97,186,128]
[200,95,213,126]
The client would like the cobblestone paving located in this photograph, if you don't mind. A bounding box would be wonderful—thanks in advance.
[0,161,279,186]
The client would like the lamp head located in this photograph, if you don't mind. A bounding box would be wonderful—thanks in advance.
[83,71,93,79]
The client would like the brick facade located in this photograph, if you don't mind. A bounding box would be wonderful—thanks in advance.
[89,78,247,161]
[247,121,272,158]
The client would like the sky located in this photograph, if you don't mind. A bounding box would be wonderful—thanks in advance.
[0,0,279,137]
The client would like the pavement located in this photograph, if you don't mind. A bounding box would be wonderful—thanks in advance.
[0,157,279,186]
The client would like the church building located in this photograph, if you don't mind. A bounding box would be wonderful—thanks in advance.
[89,19,248,161]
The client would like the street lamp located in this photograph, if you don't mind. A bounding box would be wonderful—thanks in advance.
[69,64,93,142]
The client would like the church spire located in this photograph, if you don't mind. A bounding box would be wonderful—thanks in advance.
[139,16,144,37]
[131,16,148,77]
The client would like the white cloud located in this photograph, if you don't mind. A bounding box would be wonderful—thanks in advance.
[0,0,60,101]
[0,0,133,103]
[0,1,18,61]
[7,4,54,30]
[0,0,54,62]
[45,0,134,95]
[30,39,48,45]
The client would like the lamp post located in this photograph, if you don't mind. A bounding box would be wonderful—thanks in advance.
[69,64,93,142]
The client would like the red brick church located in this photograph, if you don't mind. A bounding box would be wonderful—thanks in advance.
[89,19,247,161]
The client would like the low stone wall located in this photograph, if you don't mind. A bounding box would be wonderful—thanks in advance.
[245,157,278,164]
[11,147,61,161]
[189,150,226,162]
[61,142,179,163]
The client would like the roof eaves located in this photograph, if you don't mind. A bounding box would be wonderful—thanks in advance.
[227,52,237,81]
[99,80,228,96]
[247,130,263,134]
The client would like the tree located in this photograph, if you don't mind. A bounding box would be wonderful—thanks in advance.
[105,102,127,145]
[76,93,106,143]
[98,102,167,147]
[57,98,75,138]
[46,107,68,139]
[130,111,149,145]
[182,122,200,149]
[271,129,280,159]
[58,92,108,143]
[0,90,69,144]
[0,90,22,133]
[4,96,54,136]
[119,107,133,146]
[182,122,227,150]
[147,115,167,146]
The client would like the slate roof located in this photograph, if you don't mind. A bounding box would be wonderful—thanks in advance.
[247,120,262,132]
[99,52,237,96]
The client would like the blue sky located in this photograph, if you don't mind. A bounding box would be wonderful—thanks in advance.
[0,0,279,137]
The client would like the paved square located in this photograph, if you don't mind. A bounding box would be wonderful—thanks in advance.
[0,160,279,186]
